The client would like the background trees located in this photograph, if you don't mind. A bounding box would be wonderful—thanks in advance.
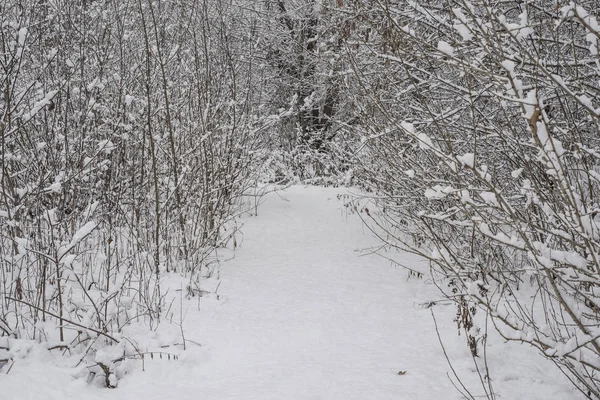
[255,0,358,182]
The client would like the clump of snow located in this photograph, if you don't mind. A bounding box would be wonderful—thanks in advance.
[511,168,524,178]
[501,59,516,76]
[523,89,538,119]
[44,172,64,193]
[401,25,416,36]
[97,139,116,154]
[71,221,97,244]
[425,184,454,199]
[479,164,492,183]
[437,40,454,56]
[452,8,473,41]
[417,132,435,150]
[516,11,533,39]
[573,5,600,56]
[498,11,533,40]
[18,27,27,46]
[21,90,58,122]
[87,78,105,91]
[457,153,475,168]
[57,221,97,259]
[401,121,415,134]
[480,191,500,207]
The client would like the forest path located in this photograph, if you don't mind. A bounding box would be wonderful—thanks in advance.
[179,185,449,399]
[118,185,457,399]
[4,186,580,400]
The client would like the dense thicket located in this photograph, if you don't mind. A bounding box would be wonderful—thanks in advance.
[0,0,269,379]
[348,1,600,397]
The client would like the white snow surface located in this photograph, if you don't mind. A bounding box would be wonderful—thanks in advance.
[2,186,582,399]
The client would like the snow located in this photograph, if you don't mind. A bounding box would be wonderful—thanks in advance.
[511,168,524,178]
[452,9,473,41]
[57,221,97,259]
[501,59,516,76]
[574,5,600,55]
[16,27,27,57]
[44,172,64,194]
[18,27,27,46]
[456,152,474,168]
[424,184,454,199]
[480,191,500,207]
[400,121,415,134]
[97,140,116,154]
[479,223,525,250]
[21,90,58,122]
[2,186,582,400]
[70,221,97,245]
[437,40,454,56]
[499,12,533,40]
[417,132,435,150]
[523,89,538,119]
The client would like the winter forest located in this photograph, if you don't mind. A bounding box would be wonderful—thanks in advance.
[2,0,600,399]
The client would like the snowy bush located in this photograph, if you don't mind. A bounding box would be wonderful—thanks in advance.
[0,0,268,386]
[350,0,600,397]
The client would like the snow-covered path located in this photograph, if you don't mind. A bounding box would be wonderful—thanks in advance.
[3,186,582,399]
[182,186,450,399]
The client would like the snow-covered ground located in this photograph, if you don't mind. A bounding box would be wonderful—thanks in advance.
[2,186,582,399]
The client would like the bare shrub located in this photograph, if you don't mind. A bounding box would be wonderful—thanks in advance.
[349,0,600,397]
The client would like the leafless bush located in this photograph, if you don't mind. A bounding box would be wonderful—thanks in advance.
[0,0,270,384]
[349,0,600,397]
